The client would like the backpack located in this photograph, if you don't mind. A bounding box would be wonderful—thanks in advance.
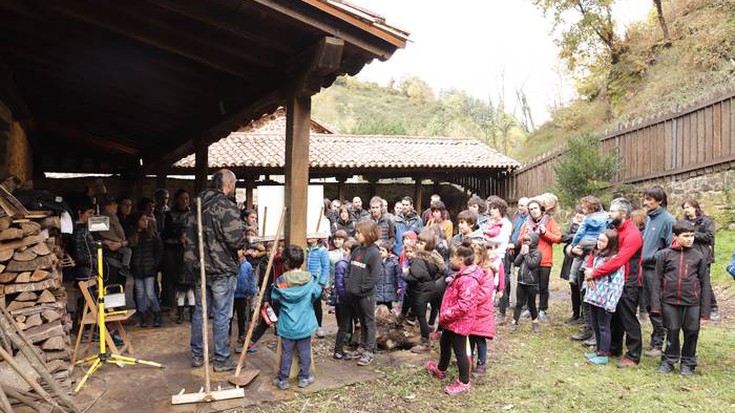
[726,252,735,281]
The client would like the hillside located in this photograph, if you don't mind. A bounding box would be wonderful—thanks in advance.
[313,0,735,163]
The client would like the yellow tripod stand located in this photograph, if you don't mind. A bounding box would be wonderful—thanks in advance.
[73,241,163,393]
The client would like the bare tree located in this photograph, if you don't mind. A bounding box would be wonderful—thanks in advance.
[652,0,672,46]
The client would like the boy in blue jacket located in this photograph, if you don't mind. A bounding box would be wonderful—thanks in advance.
[271,245,323,390]
[306,237,330,338]
[232,252,257,353]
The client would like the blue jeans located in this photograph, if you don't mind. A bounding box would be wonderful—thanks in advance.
[278,337,312,381]
[190,275,236,362]
[134,276,160,313]
[470,335,487,364]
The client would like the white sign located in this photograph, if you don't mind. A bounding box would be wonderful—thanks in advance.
[256,185,330,238]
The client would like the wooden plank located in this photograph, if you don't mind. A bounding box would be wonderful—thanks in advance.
[0,230,49,252]
[682,114,691,167]
[697,109,706,163]
[730,97,735,156]
[171,387,245,405]
[284,94,310,252]
[723,98,732,156]
[5,254,56,272]
[2,278,60,295]
[23,320,63,343]
[676,117,684,169]
[704,105,713,161]
[664,120,673,170]
[713,102,722,159]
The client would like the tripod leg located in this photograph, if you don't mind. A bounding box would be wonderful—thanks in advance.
[74,358,103,394]
[109,354,163,368]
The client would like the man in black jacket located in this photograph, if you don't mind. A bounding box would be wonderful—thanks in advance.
[189,169,247,372]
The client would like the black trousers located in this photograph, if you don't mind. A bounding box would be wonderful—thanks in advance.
[313,299,323,327]
[334,302,354,353]
[437,329,471,384]
[570,281,581,319]
[610,285,642,362]
[500,252,514,316]
[351,295,376,352]
[411,298,431,339]
[231,297,250,339]
[537,266,551,312]
[662,303,700,368]
[643,267,666,349]
[514,283,538,322]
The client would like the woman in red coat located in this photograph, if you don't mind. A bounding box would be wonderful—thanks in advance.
[425,241,482,395]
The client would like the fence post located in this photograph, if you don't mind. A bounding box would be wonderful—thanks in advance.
[671,118,677,182]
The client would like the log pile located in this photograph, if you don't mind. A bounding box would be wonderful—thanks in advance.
[375,305,422,351]
[0,186,74,395]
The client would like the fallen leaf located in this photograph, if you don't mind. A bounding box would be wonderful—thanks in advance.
[502,404,514,410]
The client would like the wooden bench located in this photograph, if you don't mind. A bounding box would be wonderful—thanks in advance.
[71,278,136,364]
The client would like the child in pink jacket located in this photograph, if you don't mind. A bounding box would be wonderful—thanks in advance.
[425,241,482,395]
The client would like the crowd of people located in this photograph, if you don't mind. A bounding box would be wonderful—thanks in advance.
[65,172,721,394]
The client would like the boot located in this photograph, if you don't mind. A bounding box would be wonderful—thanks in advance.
[410,338,431,353]
[189,306,195,323]
[139,312,148,328]
[153,312,162,328]
[176,306,184,324]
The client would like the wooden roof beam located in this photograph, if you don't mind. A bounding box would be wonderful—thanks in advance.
[39,119,141,157]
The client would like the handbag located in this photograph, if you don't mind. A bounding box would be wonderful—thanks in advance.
[583,267,625,313]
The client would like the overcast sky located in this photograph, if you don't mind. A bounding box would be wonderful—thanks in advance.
[353,0,653,126]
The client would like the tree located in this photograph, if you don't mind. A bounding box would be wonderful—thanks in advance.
[552,132,619,207]
[532,0,622,72]
[652,0,671,46]
[398,76,434,105]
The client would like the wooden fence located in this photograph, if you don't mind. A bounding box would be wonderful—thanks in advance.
[500,89,735,201]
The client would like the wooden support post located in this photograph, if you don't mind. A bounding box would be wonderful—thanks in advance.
[432,179,440,196]
[245,181,254,211]
[194,138,208,195]
[414,177,424,215]
[336,176,347,202]
[284,94,310,252]
[368,178,377,199]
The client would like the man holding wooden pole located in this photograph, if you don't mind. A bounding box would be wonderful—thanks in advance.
[188,169,247,371]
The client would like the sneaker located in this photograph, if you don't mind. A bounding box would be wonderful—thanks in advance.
[333,351,344,360]
[316,328,326,338]
[509,322,518,333]
[404,318,416,326]
[583,336,596,347]
[191,355,204,368]
[644,347,662,358]
[235,342,244,353]
[538,311,547,322]
[425,360,446,380]
[298,374,316,388]
[617,357,639,368]
[586,355,608,365]
[356,351,374,366]
[444,379,471,395]
[657,362,674,374]
[584,352,597,360]
[473,362,486,377]
[411,341,431,353]
[532,323,541,334]
[273,377,290,390]
[710,309,720,321]
[680,365,695,376]
[520,310,531,320]
[571,328,592,341]
[344,348,363,360]
[429,331,442,340]
[110,331,124,346]
[213,357,239,372]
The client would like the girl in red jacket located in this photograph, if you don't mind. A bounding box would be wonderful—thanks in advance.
[425,241,482,395]
[468,241,503,377]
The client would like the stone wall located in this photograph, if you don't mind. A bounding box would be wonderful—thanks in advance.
[658,169,735,227]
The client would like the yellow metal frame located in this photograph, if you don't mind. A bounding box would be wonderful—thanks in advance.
[73,242,163,393]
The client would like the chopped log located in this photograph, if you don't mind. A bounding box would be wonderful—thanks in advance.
[0,231,49,253]
[15,322,26,330]
[0,263,4,273]
[6,301,34,312]
[24,315,42,330]
[30,243,50,256]
[14,272,31,283]
[23,321,63,344]
[14,291,38,302]
[40,337,65,351]
[36,290,56,304]
[0,351,38,392]
[3,278,60,295]
[42,350,70,362]
[40,216,61,230]
[46,360,67,374]
[0,273,17,283]
[14,316,26,323]
[5,255,56,273]
[19,222,41,236]
[0,249,12,261]
[0,216,10,231]
[2,385,45,413]
[8,303,63,318]
[29,269,49,282]
[12,249,36,262]
[41,310,61,323]
[0,228,23,241]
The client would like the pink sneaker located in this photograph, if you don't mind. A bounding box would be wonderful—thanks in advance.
[429,331,442,340]
[444,379,471,395]
[424,361,446,380]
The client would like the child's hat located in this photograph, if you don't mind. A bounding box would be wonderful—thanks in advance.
[403,230,418,241]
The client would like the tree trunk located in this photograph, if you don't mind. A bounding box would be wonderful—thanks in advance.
[653,0,672,46]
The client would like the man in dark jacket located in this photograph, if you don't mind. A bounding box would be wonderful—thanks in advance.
[641,185,675,357]
[586,198,644,367]
[351,196,370,222]
[189,169,247,372]
[650,220,711,376]
[369,196,396,251]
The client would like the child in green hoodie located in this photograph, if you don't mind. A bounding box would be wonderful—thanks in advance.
[271,245,323,390]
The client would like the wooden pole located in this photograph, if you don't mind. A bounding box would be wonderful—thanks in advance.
[0,383,13,413]
[232,207,286,378]
[196,197,211,394]
[284,94,310,251]
[262,206,268,237]
[2,385,43,413]
[315,206,324,233]
[0,346,65,413]
[194,138,208,195]
[414,177,424,215]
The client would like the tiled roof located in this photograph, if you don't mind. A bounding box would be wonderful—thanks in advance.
[174,133,520,170]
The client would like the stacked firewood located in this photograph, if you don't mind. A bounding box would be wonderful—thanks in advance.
[0,208,73,388]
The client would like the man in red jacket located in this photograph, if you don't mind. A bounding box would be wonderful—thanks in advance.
[584,198,643,368]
